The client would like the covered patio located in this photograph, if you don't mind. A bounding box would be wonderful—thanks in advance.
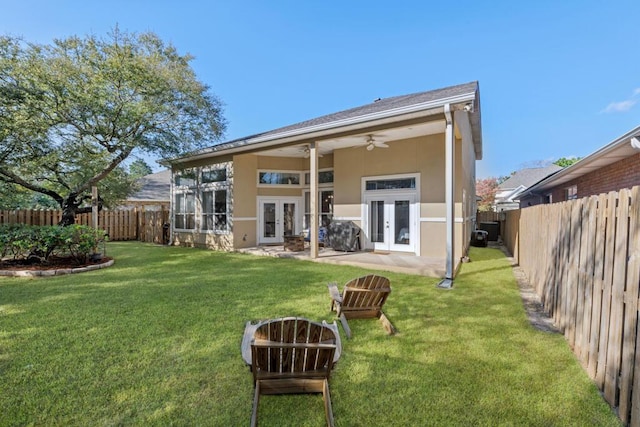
[235,245,449,277]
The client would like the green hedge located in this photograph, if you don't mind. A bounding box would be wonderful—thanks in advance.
[0,224,107,264]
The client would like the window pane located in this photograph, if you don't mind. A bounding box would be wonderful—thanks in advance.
[175,194,184,214]
[202,169,227,183]
[366,178,415,191]
[215,214,227,231]
[394,200,410,245]
[176,171,196,186]
[214,190,227,213]
[305,171,334,185]
[320,171,334,184]
[202,191,213,214]
[175,215,185,230]
[186,194,195,211]
[259,172,300,185]
[370,201,385,243]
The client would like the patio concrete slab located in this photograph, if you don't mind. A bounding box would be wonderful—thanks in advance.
[235,245,446,277]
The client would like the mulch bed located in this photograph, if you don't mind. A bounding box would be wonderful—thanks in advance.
[0,256,113,271]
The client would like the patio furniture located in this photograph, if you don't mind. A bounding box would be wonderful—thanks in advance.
[327,221,361,251]
[283,234,304,251]
[327,274,396,339]
[241,317,341,427]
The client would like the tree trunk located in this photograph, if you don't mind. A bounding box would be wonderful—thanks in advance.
[59,195,80,226]
[58,193,103,226]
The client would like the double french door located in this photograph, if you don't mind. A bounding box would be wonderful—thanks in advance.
[258,198,300,244]
[365,194,416,252]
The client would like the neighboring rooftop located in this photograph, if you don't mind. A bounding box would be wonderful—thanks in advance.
[128,170,171,202]
[499,165,563,190]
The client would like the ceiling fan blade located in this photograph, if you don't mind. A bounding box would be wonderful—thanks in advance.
[376,142,389,148]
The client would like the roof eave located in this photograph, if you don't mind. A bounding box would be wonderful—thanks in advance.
[524,125,640,195]
[164,90,479,166]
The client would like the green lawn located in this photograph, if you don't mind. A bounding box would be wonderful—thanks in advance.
[0,242,619,426]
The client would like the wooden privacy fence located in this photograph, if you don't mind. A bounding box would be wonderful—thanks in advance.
[476,210,500,223]
[504,186,640,425]
[0,207,170,244]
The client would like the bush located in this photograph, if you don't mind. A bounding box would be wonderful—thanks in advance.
[0,224,107,264]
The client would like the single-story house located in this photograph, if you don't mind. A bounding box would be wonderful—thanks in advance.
[164,81,483,282]
[494,165,562,211]
[520,125,640,207]
[125,170,171,211]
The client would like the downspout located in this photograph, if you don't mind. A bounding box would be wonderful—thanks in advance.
[310,142,319,259]
[438,104,455,289]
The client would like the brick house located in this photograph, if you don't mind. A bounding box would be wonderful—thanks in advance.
[519,126,640,207]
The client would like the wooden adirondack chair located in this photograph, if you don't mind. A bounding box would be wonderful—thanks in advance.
[241,317,340,427]
[327,274,396,339]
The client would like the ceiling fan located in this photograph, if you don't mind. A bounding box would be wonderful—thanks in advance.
[364,134,389,151]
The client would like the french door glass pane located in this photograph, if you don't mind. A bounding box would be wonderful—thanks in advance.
[394,200,410,245]
[283,203,295,236]
[370,201,385,243]
[263,203,276,238]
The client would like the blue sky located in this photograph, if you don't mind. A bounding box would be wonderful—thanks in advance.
[2,1,639,178]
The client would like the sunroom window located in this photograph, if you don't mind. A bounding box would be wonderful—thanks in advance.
[174,193,195,229]
[202,189,228,232]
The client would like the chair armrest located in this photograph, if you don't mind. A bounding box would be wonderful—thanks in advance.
[327,282,342,303]
[241,320,259,366]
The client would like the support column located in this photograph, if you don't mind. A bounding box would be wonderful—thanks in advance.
[310,142,319,259]
[438,104,455,289]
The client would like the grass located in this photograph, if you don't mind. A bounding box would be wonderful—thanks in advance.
[0,242,620,426]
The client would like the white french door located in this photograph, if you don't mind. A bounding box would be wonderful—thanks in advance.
[365,194,416,252]
[258,198,300,244]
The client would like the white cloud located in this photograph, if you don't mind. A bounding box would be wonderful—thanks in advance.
[601,88,640,113]
[601,99,637,114]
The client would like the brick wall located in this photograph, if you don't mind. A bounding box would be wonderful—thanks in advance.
[548,152,640,202]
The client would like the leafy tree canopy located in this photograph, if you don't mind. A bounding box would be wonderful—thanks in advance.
[128,159,153,179]
[476,177,499,212]
[553,156,581,168]
[0,28,225,224]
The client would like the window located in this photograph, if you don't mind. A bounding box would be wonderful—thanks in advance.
[258,171,301,186]
[202,168,227,183]
[365,178,416,191]
[304,170,334,185]
[202,189,228,232]
[543,193,552,204]
[565,185,577,201]
[174,193,195,229]
[175,170,196,187]
[304,190,334,229]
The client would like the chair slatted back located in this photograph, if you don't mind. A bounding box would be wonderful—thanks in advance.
[342,275,391,311]
[251,318,337,382]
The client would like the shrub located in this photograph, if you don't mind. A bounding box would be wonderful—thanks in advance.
[0,224,107,264]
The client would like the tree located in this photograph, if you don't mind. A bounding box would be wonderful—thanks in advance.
[553,157,581,168]
[129,159,153,179]
[0,29,225,225]
[476,177,499,212]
